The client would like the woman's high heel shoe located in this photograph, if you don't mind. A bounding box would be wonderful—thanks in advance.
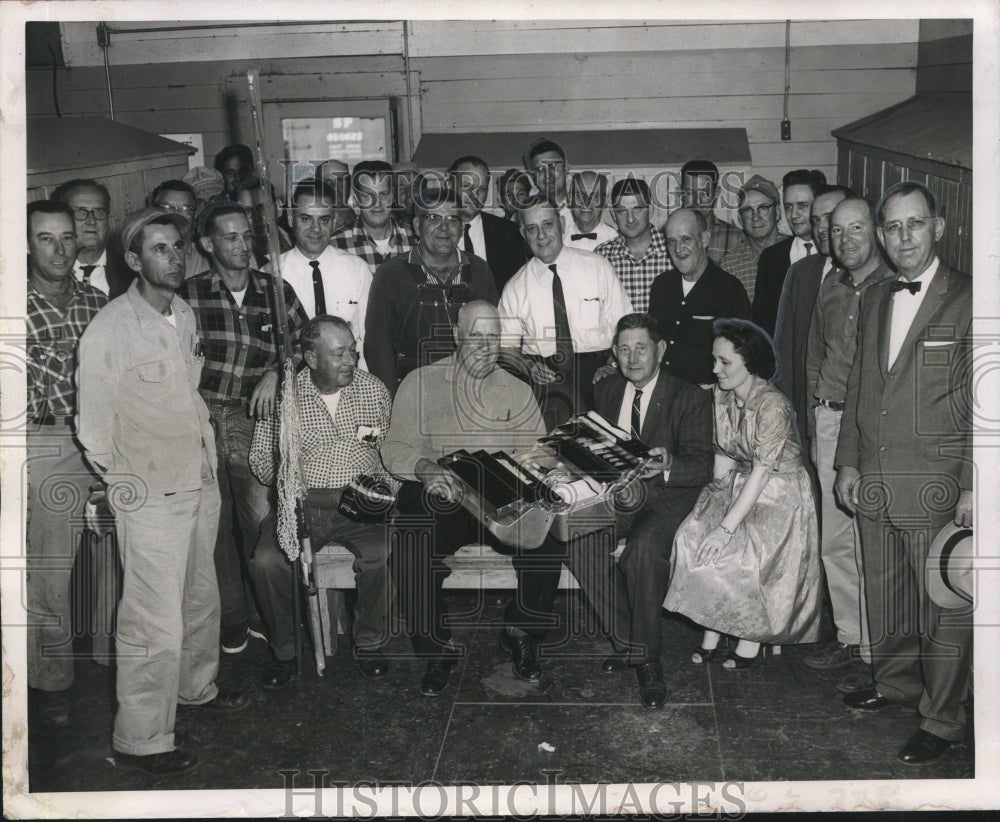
[691,639,728,664]
[721,645,769,670]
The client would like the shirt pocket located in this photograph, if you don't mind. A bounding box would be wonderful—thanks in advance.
[578,296,602,327]
[132,358,180,401]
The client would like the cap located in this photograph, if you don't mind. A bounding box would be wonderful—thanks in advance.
[926,522,973,610]
[120,207,187,255]
[739,174,781,206]
[182,166,225,199]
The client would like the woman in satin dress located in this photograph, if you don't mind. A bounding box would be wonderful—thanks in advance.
[665,319,822,668]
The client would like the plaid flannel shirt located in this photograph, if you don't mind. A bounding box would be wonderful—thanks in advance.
[178,268,308,402]
[330,219,415,274]
[719,232,789,303]
[27,279,107,421]
[595,227,673,313]
[249,367,393,489]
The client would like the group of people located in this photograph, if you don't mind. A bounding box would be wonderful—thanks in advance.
[25,134,972,777]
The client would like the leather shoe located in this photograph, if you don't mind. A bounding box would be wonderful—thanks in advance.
[842,687,896,711]
[262,658,296,690]
[898,729,952,765]
[114,747,199,777]
[636,661,668,708]
[420,651,461,697]
[356,648,389,679]
[180,688,249,713]
[601,652,629,673]
[498,630,543,682]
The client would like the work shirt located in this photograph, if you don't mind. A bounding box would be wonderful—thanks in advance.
[596,227,673,313]
[76,282,216,493]
[331,219,415,274]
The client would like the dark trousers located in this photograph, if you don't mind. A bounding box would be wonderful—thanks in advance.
[857,514,972,741]
[248,490,392,661]
[531,349,609,431]
[392,481,625,657]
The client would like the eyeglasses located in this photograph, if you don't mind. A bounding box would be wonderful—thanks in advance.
[72,207,109,222]
[738,204,775,220]
[159,204,195,216]
[880,217,934,236]
[421,214,462,228]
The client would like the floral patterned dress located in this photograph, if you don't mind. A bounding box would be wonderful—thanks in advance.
[665,377,822,643]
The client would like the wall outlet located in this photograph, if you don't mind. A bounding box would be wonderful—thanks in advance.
[781,120,792,141]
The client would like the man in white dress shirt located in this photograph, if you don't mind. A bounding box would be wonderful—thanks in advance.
[276,180,373,370]
[499,194,633,429]
[563,171,618,252]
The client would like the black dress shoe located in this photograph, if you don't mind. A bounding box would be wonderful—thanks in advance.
[898,729,952,765]
[356,648,389,679]
[601,652,629,673]
[262,658,296,690]
[636,661,668,708]
[419,652,461,697]
[498,630,543,682]
[114,748,199,777]
[843,687,896,711]
[180,688,249,712]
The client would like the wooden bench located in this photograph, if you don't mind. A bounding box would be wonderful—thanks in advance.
[312,541,625,657]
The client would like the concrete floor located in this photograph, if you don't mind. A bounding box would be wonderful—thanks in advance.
[26,591,974,793]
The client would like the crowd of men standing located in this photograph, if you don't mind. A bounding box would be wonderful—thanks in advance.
[25,134,973,776]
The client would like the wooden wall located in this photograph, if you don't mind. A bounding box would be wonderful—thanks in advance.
[26,19,920,188]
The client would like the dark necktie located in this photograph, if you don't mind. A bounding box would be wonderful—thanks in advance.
[571,232,598,241]
[549,264,574,370]
[464,223,474,255]
[803,242,813,256]
[630,388,643,440]
[80,264,96,285]
[889,279,921,294]
[309,260,327,315]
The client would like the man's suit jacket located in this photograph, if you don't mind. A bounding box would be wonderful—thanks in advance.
[751,236,794,337]
[774,253,827,447]
[835,263,972,525]
[593,367,713,516]
[481,211,530,293]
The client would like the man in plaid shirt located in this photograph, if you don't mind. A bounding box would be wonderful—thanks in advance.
[249,316,394,687]
[178,203,307,655]
[596,178,672,313]
[331,160,414,273]
[25,200,107,729]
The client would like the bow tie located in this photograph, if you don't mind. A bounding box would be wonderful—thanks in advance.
[571,232,597,241]
[889,279,922,294]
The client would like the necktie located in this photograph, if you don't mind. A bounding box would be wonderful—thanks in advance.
[889,279,921,294]
[571,232,598,241]
[463,223,474,255]
[549,264,574,371]
[803,242,813,256]
[80,264,96,285]
[309,260,327,315]
[630,388,643,440]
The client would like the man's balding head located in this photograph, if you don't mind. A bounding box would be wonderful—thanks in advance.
[569,171,607,233]
[454,300,502,376]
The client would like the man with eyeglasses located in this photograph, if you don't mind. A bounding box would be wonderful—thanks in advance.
[597,178,672,314]
[834,180,972,766]
[51,178,134,298]
[333,160,415,274]
[648,208,750,387]
[150,179,212,280]
[448,155,528,293]
[719,174,789,303]
[364,188,497,397]
[274,179,372,369]
[178,204,308,656]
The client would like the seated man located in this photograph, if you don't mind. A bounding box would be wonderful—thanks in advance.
[588,313,713,708]
[248,315,394,686]
[383,301,627,696]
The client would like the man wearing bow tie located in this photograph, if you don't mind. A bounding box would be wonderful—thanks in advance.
[563,171,618,252]
[834,181,972,766]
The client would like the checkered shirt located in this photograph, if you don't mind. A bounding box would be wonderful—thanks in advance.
[178,268,308,402]
[706,215,743,265]
[249,366,393,489]
[27,279,107,421]
[595,227,672,314]
[718,233,789,303]
[331,219,415,274]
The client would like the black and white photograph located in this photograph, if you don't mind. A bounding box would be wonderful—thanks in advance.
[2,1,998,817]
